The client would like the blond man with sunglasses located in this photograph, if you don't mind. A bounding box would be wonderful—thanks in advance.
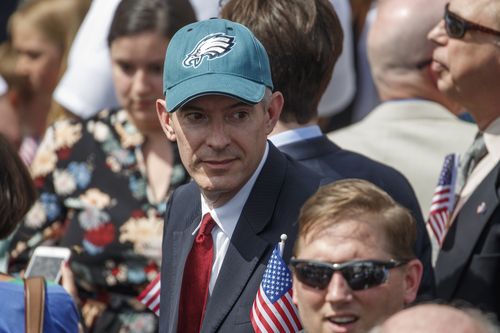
[291,179,423,333]
[428,0,500,321]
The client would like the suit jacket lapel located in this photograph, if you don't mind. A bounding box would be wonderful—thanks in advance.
[164,186,201,332]
[436,162,500,299]
[201,144,287,332]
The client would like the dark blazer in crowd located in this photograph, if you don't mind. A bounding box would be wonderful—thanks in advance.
[278,134,436,299]
[159,143,339,333]
[436,162,500,319]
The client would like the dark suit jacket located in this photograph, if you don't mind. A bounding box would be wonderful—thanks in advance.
[278,135,436,299]
[436,161,500,319]
[159,143,337,333]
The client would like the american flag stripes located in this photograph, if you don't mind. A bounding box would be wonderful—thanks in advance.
[427,153,459,246]
[137,274,161,316]
[251,244,302,333]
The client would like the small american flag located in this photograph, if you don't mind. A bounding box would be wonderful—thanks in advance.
[427,153,459,246]
[137,274,161,316]
[251,244,302,333]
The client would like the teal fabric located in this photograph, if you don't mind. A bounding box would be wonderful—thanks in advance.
[163,18,273,112]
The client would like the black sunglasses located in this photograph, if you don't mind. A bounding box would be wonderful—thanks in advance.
[290,259,408,291]
[444,3,500,39]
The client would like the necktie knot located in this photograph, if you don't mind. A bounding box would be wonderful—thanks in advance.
[456,132,488,194]
[196,213,215,243]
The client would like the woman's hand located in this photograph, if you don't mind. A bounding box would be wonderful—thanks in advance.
[60,261,80,304]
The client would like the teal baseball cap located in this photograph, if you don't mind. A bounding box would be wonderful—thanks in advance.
[163,18,274,113]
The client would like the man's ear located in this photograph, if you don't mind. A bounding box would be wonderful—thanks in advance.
[402,259,423,305]
[264,91,284,135]
[156,99,176,142]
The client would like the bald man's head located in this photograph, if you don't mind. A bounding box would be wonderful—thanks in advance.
[372,304,500,333]
[368,0,459,110]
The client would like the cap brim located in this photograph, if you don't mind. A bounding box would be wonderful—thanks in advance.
[165,73,266,112]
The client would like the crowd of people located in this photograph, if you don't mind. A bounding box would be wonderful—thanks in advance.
[0,0,499,332]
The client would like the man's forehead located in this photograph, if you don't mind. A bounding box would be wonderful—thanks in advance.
[299,221,386,252]
[451,0,500,27]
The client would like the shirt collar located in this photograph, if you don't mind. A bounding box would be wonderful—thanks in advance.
[268,125,322,147]
[197,142,270,238]
[483,116,500,162]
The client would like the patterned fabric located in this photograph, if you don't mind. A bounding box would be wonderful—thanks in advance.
[427,153,459,246]
[10,108,189,332]
[137,274,161,316]
[251,244,302,333]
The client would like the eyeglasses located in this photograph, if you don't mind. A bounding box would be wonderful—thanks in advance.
[444,3,500,39]
[290,258,408,291]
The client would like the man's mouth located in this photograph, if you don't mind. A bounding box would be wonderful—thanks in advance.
[202,159,236,168]
[328,315,358,325]
[325,314,359,332]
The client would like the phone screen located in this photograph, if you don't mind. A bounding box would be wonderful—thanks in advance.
[26,256,66,282]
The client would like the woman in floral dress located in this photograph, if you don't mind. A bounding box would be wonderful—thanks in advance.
[9,0,192,331]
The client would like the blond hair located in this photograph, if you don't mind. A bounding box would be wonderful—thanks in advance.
[295,179,417,260]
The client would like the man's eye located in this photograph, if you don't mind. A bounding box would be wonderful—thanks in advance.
[185,112,206,122]
[231,111,249,120]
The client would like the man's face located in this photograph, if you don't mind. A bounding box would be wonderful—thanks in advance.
[157,93,281,207]
[428,0,500,124]
[293,220,419,333]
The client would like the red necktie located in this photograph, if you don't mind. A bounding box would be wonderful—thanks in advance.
[177,213,216,333]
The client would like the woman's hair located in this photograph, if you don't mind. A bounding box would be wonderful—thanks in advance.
[108,0,196,46]
[9,0,91,122]
[9,0,90,78]
[0,134,36,239]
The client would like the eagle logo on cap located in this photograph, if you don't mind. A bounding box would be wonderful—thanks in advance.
[183,33,235,68]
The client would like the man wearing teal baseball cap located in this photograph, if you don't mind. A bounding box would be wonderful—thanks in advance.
[156,18,337,333]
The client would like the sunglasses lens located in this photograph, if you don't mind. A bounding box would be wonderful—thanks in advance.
[342,262,389,291]
[294,263,332,290]
[445,13,465,38]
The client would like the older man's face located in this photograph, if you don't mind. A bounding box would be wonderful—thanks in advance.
[428,0,500,125]
[292,220,421,333]
[157,93,281,207]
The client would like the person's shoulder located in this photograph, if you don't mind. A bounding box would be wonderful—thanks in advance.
[45,283,80,332]
[45,282,78,306]
[166,180,199,207]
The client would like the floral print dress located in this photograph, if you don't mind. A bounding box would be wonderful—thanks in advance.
[10,109,189,332]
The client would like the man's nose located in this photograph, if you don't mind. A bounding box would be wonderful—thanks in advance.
[206,119,231,150]
[428,19,448,45]
[325,272,353,304]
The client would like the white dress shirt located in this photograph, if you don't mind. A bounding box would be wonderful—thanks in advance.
[194,143,269,294]
[451,117,500,223]
[269,125,323,147]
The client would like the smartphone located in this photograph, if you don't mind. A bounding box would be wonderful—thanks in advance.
[25,246,71,283]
